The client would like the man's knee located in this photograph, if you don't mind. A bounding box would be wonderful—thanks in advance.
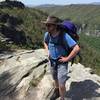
[59,84,65,89]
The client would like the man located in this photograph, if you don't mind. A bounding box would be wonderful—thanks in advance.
[42,16,80,100]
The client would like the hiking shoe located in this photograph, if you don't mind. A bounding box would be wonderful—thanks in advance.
[50,88,60,100]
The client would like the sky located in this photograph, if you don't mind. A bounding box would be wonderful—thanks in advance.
[0,0,99,6]
[17,0,99,6]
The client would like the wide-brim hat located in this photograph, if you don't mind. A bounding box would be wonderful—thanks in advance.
[41,16,62,25]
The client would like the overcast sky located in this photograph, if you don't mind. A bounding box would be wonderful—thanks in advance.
[0,0,99,5]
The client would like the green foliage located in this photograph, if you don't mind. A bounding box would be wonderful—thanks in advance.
[79,34,100,75]
[0,7,47,50]
[0,40,26,51]
[38,5,100,30]
[0,40,9,51]
[80,34,100,52]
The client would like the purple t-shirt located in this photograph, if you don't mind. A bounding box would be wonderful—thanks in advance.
[44,32,76,59]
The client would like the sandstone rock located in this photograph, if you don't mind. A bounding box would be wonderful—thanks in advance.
[0,49,48,100]
[0,49,100,100]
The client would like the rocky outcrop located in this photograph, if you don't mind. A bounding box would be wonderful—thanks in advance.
[0,49,100,100]
[0,49,48,100]
[0,12,23,26]
[27,63,100,100]
[0,12,33,46]
[0,0,25,9]
[0,25,26,44]
[0,13,9,23]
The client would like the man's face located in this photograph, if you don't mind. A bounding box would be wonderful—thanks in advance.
[45,24,56,33]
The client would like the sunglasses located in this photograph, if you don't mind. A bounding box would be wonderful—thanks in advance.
[45,24,55,27]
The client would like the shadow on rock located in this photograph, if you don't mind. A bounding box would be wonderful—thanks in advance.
[65,79,100,100]
[0,71,17,100]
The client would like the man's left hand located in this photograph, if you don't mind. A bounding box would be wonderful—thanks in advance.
[58,56,68,63]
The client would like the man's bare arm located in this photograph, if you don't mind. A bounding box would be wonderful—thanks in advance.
[59,44,80,62]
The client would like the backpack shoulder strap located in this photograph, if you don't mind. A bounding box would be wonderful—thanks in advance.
[58,32,71,55]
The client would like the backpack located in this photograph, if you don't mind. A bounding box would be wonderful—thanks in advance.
[60,20,82,65]
[60,20,79,42]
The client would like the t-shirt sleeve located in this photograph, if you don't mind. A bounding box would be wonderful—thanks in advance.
[44,32,49,44]
[64,33,77,48]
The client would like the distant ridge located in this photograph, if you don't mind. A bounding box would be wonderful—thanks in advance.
[26,2,100,8]
[35,4,62,8]
[91,2,100,5]
[26,4,64,8]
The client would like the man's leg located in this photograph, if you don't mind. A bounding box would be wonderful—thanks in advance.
[50,80,60,100]
[58,63,68,100]
[59,83,66,100]
[54,79,59,88]
[50,61,60,100]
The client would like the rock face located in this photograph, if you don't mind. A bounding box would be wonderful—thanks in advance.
[0,0,25,9]
[0,12,26,44]
[0,49,100,100]
[0,49,49,100]
[0,12,33,47]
